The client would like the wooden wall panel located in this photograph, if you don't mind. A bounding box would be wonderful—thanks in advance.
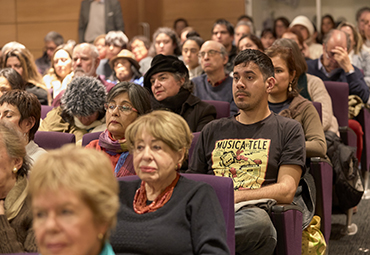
[0,0,16,23]
[0,25,17,48]
[16,0,80,22]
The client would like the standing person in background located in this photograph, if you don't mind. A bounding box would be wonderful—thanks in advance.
[35,31,64,75]
[79,0,124,43]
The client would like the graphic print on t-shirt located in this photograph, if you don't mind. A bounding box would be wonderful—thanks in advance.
[211,138,271,190]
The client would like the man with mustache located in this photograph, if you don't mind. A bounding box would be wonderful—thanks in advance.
[188,49,306,255]
[192,40,238,116]
[53,43,114,106]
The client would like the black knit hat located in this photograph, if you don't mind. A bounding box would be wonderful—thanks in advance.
[143,54,188,90]
[61,76,107,117]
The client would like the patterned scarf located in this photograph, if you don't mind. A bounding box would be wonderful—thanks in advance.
[99,130,132,176]
[133,173,180,214]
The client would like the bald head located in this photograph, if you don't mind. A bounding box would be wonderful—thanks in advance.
[199,40,228,75]
[323,29,350,52]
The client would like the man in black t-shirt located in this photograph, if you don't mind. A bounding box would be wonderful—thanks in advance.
[188,49,305,255]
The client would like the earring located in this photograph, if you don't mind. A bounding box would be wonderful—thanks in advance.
[176,163,181,170]
[13,167,18,174]
[97,233,104,240]
[288,82,292,92]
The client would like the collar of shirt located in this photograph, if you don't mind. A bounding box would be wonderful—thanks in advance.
[207,75,228,87]
[318,55,340,78]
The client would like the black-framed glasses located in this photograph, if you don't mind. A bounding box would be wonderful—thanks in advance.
[198,50,222,58]
[104,103,137,114]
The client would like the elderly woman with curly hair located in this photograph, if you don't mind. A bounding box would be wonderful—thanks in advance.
[30,145,119,255]
[110,110,229,254]
[0,121,37,253]
[39,76,107,144]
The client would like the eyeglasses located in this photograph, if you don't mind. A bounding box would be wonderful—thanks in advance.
[104,103,137,114]
[198,50,222,58]
[324,48,335,59]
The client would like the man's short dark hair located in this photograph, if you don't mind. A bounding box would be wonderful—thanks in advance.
[44,31,64,46]
[212,19,234,36]
[234,49,274,81]
[237,14,254,24]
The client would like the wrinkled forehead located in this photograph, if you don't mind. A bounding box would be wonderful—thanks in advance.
[200,41,222,52]
[73,46,92,58]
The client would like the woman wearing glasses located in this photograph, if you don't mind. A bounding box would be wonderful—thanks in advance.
[86,82,151,177]
[143,54,216,133]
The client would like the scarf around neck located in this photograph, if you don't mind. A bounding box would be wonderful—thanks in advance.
[133,173,180,214]
[152,87,190,114]
[99,129,129,154]
[4,175,28,221]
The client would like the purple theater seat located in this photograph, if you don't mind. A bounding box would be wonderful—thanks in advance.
[188,132,200,162]
[117,174,235,254]
[203,100,230,119]
[311,101,333,243]
[82,131,103,146]
[41,105,53,119]
[34,131,75,149]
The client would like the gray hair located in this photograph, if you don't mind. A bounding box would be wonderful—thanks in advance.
[105,31,129,49]
[106,82,152,116]
[235,20,255,35]
[171,71,194,93]
[44,31,64,46]
[73,43,99,59]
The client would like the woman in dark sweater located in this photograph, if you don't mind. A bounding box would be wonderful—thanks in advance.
[110,110,229,254]
[143,54,216,132]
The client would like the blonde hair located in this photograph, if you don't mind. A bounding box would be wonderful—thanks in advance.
[29,145,119,241]
[125,110,193,164]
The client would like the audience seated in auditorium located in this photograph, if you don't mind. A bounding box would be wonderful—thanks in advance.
[306,29,370,105]
[40,76,107,145]
[212,19,237,74]
[93,34,107,60]
[290,15,323,59]
[282,27,310,59]
[140,27,181,74]
[187,49,305,255]
[356,7,370,46]
[144,54,216,132]
[0,90,46,164]
[179,26,197,44]
[0,68,25,97]
[54,43,115,106]
[273,17,290,39]
[108,49,143,85]
[42,43,74,100]
[96,31,129,79]
[260,28,276,50]
[35,31,64,75]
[129,35,150,63]
[318,14,336,44]
[237,34,264,52]
[274,38,339,135]
[86,82,151,176]
[192,40,238,116]
[338,22,370,88]
[30,145,119,255]
[266,44,327,158]
[234,20,255,46]
[173,18,188,38]
[3,48,49,105]
[110,110,229,254]
[182,36,204,79]
[0,121,37,253]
